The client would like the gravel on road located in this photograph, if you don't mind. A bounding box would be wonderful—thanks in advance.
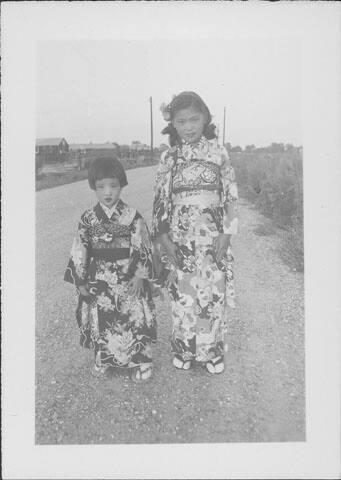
[36,165,305,444]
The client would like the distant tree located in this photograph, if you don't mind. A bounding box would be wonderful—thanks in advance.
[245,144,256,152]
[285,143,294,152]
[231,145,242,153]
[270,142,285,153]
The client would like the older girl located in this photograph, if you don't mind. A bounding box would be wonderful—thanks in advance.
[152,91,238,374]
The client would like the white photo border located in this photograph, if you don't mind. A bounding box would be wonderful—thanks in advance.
[2,2,341,479]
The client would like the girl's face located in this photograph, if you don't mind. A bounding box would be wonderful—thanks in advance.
[172,106,206,144]
[95,177,121,208]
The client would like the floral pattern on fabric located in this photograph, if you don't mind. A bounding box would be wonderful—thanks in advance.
[152,137,238,363]
[65,199,156,368]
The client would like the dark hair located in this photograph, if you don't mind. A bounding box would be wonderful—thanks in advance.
[88,157,128,190]
[161,91,217,146]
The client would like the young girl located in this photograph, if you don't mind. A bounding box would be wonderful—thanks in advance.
[64,157,156,382]
[152,91,238,374]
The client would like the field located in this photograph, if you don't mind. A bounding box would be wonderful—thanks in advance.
[230,147,304,272]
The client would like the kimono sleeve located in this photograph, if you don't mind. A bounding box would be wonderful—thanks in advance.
[64,213,91,287]
[220,147,238,235]
[151,149,174,238]
[128,212,154,280]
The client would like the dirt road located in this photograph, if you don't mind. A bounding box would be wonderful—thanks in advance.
[36,165,305,444]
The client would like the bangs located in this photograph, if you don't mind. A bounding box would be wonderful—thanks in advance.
[88,157,128,189]
[170,92,211,123]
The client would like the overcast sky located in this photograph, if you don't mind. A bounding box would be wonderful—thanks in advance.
[36,38,302,148]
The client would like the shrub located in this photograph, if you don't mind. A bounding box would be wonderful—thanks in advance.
[231,148,303,271]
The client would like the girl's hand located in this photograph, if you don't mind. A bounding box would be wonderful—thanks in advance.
[214,234,231,263]
[158,234,179,268]
[128,276,144,296]
[78,285,91,297]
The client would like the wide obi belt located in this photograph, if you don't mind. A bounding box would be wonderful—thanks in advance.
[91,247,130,261]
[173,189,221,207]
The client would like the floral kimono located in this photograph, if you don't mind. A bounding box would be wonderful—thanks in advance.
[64,199,156,368]
[152,136,238,363]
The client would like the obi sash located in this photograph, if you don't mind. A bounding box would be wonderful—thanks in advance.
[173,189,221,207]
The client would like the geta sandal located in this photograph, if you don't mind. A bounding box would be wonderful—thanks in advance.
[205,356,225,374]
[172,355,192,370]
[132,363,153,383]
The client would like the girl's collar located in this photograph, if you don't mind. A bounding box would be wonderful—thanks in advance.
[180,135,207,148]
[95,198,123,221]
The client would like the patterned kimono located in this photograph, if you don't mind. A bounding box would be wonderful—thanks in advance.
[152,136,238,363]
[64,199,156,368]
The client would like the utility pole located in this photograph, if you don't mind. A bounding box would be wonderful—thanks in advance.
[150,96,154,163]
[223,106,226,146]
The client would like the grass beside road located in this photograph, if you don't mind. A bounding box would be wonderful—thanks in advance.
[231,149,304,272]
[36,160,159,192]
[36,170,89,191]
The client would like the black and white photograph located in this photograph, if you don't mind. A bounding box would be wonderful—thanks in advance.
[2,2,341,479]
[35,37,305,445]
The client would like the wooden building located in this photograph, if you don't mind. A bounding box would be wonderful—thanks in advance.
[69,142,120,156]
[68,142,120,169]
[36,137,69,163]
